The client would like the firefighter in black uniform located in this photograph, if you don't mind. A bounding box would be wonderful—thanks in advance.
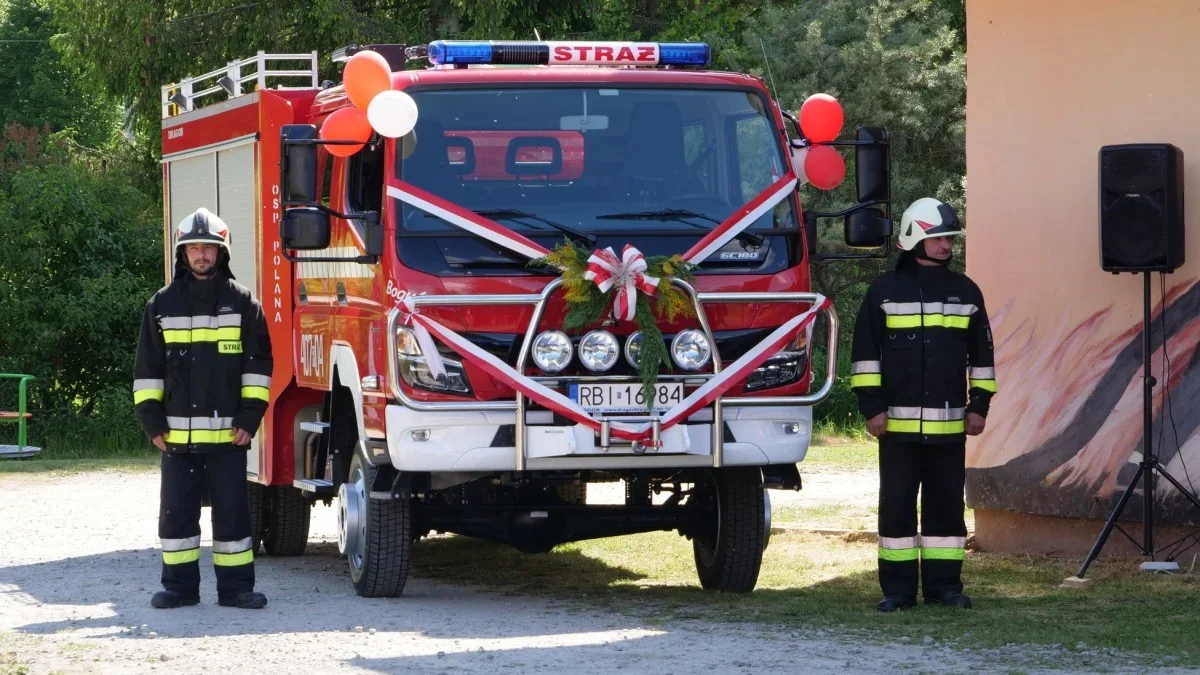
[850,198,996,613]
[133,207,273,609]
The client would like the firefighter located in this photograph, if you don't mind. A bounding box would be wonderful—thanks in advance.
[132,207,273,610]
[849,197,996,613]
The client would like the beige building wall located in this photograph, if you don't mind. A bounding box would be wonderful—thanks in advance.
[965,0,1200,553]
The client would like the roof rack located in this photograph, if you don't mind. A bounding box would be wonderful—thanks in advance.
[161,51,319,119]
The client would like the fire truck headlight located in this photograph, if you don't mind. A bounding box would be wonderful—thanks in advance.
[579,330,619,372]
[671,329,711,371]
[624,331,643,368]
[395,327,472,395]
[532,330,572,373]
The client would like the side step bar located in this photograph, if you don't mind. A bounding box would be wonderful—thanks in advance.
[294,478,336,495]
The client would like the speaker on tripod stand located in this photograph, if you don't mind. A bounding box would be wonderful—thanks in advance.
[1072,143,1200,581]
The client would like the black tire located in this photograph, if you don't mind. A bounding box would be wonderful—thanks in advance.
[555,482,587,505]
[691,467,767,593]
[262,485,311,556]
[347,453,411,597]
[247,481,267,554]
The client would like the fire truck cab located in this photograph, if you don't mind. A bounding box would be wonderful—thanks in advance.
[159,41,891,598]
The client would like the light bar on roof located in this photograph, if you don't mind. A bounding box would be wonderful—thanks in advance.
[427,40,710,67]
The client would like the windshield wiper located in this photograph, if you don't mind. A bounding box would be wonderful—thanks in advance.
[471,209,596,248]
[595,209,763,247]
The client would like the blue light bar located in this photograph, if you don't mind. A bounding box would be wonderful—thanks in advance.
[658,43,711,66]
[426,40,711,67]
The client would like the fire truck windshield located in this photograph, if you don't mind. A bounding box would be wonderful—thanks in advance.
[393,86,796,273]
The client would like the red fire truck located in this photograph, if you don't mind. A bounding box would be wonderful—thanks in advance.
[159,41,891,597]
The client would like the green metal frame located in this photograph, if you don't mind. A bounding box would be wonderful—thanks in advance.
[0,373,35,450]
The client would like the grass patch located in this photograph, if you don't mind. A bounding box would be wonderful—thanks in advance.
[802,442,876,473]
[774,502,878,530]
[412,530,1200,665]
[0,455,158,477]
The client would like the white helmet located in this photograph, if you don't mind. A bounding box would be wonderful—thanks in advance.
[897,197,961,251]
[174,207,231,256]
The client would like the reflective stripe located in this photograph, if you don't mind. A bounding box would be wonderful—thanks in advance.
[161,314,242,330]
[850,374,882,388]
[886,418,921,433]
[164,429,236,444]
[850,360,881,375]
[879,547,919,562]
[888,406,922,420]
[922,407,966,421]
[189,416,233,431]
[922,302,977,316]
[212,537,253,554]
[970,379,998,392]
[166,416,191,429]
[922,420,965,434]
[922,536,967,548]
[213,550,254,566]
[133,379,165,392]
[160,317,192,330]
[163,548,200,565]
[879,536,918,549]
[921,547,965,560]
[162,327,242,344]
[881,302,922,315]
[242,386,270,401]
[886,314,970,329]
[217,314,242,327]
[165,430,190,444]
[968,367,995,379]
[161,536,201,551]
[134,389,164,404]
[241,374,272,387]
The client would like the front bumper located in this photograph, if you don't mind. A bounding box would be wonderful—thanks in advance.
[384,404,811,471]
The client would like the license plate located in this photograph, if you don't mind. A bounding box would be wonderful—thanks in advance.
[568,382,684,414]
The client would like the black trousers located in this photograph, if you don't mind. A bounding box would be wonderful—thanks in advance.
[877,436,967,599]
[159,450,254,599]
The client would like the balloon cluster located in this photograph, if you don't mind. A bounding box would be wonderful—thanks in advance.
[319,51,420,157]
[792,93,846,191]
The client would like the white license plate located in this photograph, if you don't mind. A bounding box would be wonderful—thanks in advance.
[569,382,684,414]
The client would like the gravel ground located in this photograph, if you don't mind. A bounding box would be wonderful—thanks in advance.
[0,469,1189,674]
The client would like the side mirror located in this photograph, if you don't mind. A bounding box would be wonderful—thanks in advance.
[845,208,892,248]
[280,207,331,250]
[855,126,890,204]
[281,124,319,204]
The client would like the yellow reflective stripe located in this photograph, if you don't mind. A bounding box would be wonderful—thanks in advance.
[879,547,919,562]
[923,420,965,434]
[886,418,921,433]
[921,547,965,560]
[165,430,189,444]
[160,327,242,344]
[163,548,200,565]
[241,386,270,401]
[885,315,970,329]
[190,429,236,444]
[213,550,254,567]
[850,374,882,388]
[970,379,997,392]
[134,389,164,404]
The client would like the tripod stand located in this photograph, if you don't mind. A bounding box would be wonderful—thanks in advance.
[1074,271,1200,579]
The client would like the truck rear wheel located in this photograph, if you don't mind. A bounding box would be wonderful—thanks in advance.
[262,485,311,556]
[341,453,411,597]
[691,467,768,593]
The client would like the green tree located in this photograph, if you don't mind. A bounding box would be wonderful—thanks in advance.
[0,0,120,148]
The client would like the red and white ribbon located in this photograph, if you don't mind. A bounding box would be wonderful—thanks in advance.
[583,245,660,322]
[408,294,830,443]
[399,295,446,380]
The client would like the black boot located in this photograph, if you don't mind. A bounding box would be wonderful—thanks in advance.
[876,595,917,613]
[151,590,199,609]
[218,591,267,609]
[925,591,972,608]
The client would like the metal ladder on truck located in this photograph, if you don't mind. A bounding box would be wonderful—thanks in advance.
[0,374,40,458]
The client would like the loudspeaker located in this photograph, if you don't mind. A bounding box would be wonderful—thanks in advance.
[1099,143,1185,273]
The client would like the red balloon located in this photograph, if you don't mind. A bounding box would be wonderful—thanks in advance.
[799,93,844,143]
[343,50,392,110]
[320,107,372,157]
[804,144,846,190]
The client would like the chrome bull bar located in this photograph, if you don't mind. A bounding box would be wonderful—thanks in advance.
[386,278,838,469]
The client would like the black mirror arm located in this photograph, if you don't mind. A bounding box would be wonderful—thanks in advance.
[282,201,380,223]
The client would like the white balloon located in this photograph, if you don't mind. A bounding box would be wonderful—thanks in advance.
[367,90,419,139]
[792,146,809,186]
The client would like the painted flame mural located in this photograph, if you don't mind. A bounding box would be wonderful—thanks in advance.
[967,275,1200,525]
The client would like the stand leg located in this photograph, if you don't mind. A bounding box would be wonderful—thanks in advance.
[1075,462,1147,578]
[1141,271,1155,558]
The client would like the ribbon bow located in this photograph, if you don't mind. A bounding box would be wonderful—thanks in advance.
[400,295,446,380]
[583,245,660,322]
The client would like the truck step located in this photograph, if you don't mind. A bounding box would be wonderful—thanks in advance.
[294,478,335,494]
[300,422,329,434]
[0,445,41,459]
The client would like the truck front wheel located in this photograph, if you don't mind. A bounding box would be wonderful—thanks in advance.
[691,467,768,593]
[341,453,411,597]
